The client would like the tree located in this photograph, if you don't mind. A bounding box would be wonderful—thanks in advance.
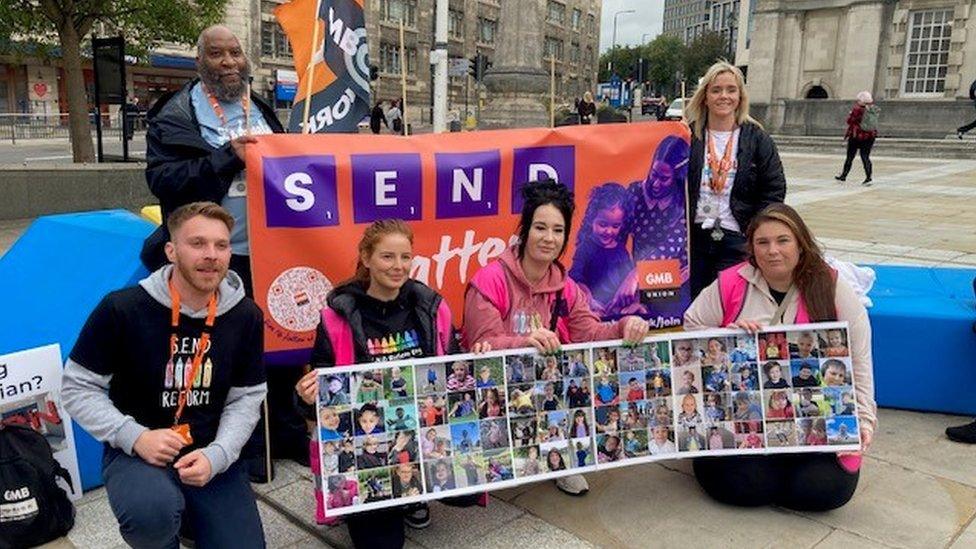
[644,35,685,96]
[681,31,730,92]
[0,1,227,162]
[597,45,642,83]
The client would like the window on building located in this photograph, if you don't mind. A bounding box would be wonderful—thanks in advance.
[544,36,564,60]
[572,8,582,30]
[449,9,464,39]
[478,17,497,44]
[587,13,595,33]
[261,20,274,57]
[382,0,417,26]
[902,9,953,95]
[379,42,418,74]
[570,42,580,63]
[547,1,565,25]
[260,20,292,59]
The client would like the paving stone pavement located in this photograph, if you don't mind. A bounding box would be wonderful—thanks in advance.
[12,150,976,548]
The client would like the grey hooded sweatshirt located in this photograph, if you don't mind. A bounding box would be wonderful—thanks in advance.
[62,266,267,479]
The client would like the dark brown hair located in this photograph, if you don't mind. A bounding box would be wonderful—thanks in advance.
[166,201,234,236]
[745,204,836,321]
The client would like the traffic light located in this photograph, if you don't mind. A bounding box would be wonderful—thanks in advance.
[468,53,492,82]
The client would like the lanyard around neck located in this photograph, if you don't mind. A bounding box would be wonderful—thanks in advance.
[706,128,738,194]
[169,277,218,425]
[202,83,249,129]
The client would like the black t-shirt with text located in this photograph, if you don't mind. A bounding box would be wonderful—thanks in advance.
[70,286,265,451]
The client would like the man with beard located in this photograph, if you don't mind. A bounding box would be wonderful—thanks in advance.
[63,203,266,547]
[140,25,304,477]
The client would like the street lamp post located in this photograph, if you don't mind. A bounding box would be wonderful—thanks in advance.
[609,9,636,72]
[638,32,653,86]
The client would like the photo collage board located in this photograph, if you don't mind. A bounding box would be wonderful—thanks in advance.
[316,322,860,515]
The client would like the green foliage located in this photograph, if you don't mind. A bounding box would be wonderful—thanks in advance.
[644,35,684,94]
[0,0,229,59]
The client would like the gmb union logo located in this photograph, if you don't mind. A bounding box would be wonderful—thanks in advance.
[267,267,333,332]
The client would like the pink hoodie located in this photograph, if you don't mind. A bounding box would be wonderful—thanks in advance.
[463,246,625,349]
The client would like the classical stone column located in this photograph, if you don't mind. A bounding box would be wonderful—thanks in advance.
[480,0,549,128]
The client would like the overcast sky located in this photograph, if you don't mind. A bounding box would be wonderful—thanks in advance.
[599,0,665,52]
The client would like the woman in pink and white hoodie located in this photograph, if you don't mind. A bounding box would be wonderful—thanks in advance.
[462,179,649,496]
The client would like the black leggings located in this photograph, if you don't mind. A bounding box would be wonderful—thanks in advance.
[840,137,875,180]
[690,224,748,300]
[693,453,859,511]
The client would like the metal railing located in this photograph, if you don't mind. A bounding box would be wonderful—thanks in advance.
[0,112,148,143]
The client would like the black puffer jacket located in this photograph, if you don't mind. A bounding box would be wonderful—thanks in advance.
[686,122,786,232]
[140,78,284,270]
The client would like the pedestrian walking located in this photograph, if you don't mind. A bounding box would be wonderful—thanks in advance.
[369,100,388,134]
[956,77,976,139]
[836,91,879,186]
[388,99,404,135]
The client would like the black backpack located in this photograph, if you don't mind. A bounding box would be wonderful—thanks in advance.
[0,424,75,549]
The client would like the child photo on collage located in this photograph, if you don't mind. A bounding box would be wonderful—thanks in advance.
[788,330,821,360]
[791,359,820,387]
[758,332,789,361]
[819,328,850,358]
[761,360,791,389]
[417,362,446,394]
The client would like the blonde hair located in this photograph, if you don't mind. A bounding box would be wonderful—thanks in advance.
[683,61,761,139]
[583,91,593,102]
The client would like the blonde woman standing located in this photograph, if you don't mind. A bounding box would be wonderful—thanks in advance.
[684,61,786,298]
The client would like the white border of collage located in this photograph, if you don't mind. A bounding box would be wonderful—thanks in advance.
[316,321,860,516]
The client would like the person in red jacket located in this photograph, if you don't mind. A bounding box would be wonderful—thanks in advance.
[835,91,878,186]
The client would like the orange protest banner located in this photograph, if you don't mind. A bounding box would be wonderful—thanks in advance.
[246,122,692,364]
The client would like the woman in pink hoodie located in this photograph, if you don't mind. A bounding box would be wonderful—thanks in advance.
[462,179,649,495]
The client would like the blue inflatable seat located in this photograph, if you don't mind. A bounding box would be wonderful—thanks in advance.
[866,264,976,416]
[0,210,153,490]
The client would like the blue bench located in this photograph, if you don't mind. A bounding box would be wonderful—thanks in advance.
[866,264,976,416]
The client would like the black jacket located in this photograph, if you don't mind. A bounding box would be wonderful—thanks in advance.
[687,122,786,233]
[140,78,285,270]
[295,279,459,420]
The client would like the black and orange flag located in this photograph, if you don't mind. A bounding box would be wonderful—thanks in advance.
[275,0,371,133]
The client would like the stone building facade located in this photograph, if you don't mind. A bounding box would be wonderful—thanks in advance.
[748,0,976,103]
[238,0,601,119]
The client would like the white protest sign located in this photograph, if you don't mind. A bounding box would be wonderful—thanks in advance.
[0,344,83,500]
[316,322,860,515]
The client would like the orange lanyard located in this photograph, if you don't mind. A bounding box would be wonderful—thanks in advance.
[706,129,737,194]
[201,83,249,129]
[169,278,218,426]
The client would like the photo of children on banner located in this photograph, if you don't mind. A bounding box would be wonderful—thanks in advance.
[417,363,447,394]
[788,330,821,359]
[315,324,860,516]
[761,360,791,389]
[647,368,672,397]
[791,359,820,387]
[352,370,384,403]
[758,332,789,361]
[419,394,446,427]
[426,459,456,492]
[320,373,352,406]
[385,366,414,399]
[621,401,648,430]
